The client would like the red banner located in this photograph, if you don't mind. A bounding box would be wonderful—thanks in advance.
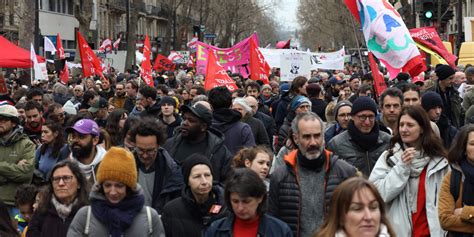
[57,33,65,60]
[140,34,153,87]
[153,54,175,72]
[60,62,69,85]
[409,26,457,68]
[205,50,237,92]
[249,38,270,84]
[368,52,387,97]
[77,31,104,78]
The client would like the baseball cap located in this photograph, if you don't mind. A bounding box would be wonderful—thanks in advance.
[0,105,19,122]
[66,119,100,136]
[88,97,108,113]
[328,76,345,85]
[181,104,212,126]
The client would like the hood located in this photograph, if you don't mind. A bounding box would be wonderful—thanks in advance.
[73,145,106,179]
[0,126,27,146]
[212,108,242,132]
[89,182,145,202]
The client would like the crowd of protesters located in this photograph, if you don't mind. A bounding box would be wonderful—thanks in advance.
[0,61,473,237]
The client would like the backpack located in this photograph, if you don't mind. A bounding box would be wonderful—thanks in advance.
[83,206,153,236]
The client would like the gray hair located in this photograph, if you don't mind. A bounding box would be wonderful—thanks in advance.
[291,112,325,139]
[233,97,252,115]
[191,94,208,104]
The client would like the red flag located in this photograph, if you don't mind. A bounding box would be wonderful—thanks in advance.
[77,31,104,78]
[344,0,361,23]
[98,38,113,53]
[153,54,175,72]
[368,52,387,97]
[57,33,65,60]
[249,38,270,84]
[409,27,457,68]
[140,34,153,87]
[60,62,69,85]
[204,50,237,92]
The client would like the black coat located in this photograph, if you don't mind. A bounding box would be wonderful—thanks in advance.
[310,98,327,121]
[254,111,277,143]
[27,201,83,237]
[162,186,228,237]
[243,115,271,149]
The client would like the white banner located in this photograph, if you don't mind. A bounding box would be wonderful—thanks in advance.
[280,52,312,82]
[260,47,345,71]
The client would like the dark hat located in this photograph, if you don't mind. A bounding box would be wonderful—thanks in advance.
[328,76,345,86]
[181,154,213,185]
[181,103,212,126]
[88,97,108,113]
[396,72,410,81]
[435,65,456,81]
[334,100,352,118]
[421,91,444,111]
[351,96,377,115]
[349,73,361,81]
[160,96,177,107]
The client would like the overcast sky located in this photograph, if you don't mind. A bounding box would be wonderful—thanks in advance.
[272,0,300,30]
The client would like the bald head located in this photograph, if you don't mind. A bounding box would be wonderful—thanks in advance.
[454,71,466,86]
[244,96,258,115]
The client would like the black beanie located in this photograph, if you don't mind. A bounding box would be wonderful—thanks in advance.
[181,154,213,185]
[160,96,177,107]
[351,96,377,115]
[396,72,410,81]
[421,91,444,111]
[435,65,455,81]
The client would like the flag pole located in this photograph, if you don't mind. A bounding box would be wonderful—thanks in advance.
[350,16,366,74]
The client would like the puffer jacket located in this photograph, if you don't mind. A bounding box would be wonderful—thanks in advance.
[0,126,35,206]
[268,149,356,237]
[67,184,165,237]
[204,214,292,237]
[369,143,449,237]
[326,130,391,176]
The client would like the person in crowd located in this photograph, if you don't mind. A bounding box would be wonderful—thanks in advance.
[190,85,206,101]
[78,90,99,112]
[421,91,457,148]
[327,96,391,176]
[324,76,345,103]
[325,100,352,144]
[205,168,292,237]
[108,82,126,109]
[24,101,44,144]
[129,117,183,213]
[27,160,89,237]
[274,76,308,129]
[0,105,35,209]
[65,119,106,185]
[269,112,356,237]
[244,96,276,151]
[349,84,374,103]
[245,81,271,116]
[232,98,270,149]
[98,79,115,100]
[35,120,69,183]
[438,125,474,235]
[163,103,232,184]
[394,72,411,91]
[105,109,127,146]
[14,184,37,236]
[260,84,276,108]
[458,66,474,99]
[208,86,255,155]
[67,147,165,236]
[162,154,227,237]
[232,146,272,189]
[307,83,327,121]
[0,200,20,237]
[401,83,421,106]
[349,73,361,93]
[426,64,463,128]
[52,83,69,106]
[14,102,26,126]
[123,79,138,113]
[159,96,182,138]
[47,103,66,126]
[138,86,161,118]
[67,85,84,109]
[314,177,396,237]
[26,89,43,105]
[378,87,403,135]
[88,97,109,128]
[369,105,449,237]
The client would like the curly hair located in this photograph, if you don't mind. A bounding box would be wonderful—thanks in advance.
[232,146,273,168]
[129,117,167,146]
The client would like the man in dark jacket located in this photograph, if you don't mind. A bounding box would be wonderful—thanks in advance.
[138,86,161,118]
[130,118,183,214]
[163,104,232,184]
[208,86,255,156]
[269,112,356,237]
[245,96,276,151]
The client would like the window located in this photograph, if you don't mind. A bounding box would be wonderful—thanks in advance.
[49,0,55,11]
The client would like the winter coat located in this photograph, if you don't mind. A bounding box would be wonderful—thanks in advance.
[326,130,391,176]
[161,186,227,237]
[268,149,357,237]
[163,128,232,184]
[159,114,182,138]
[310,98,327,121]
[211,108,255,156]
[276,113,295,154]
[67,184,165,237]
[35,144,69,181]
[273,92,293,129]
[254,111,277,139]
[140,102,161,119]
[438,164,474,236]
[324,123,344,144]
[426,82,464,128]
[0,126,35,206]
[123,96,136,113]
[108,95,126,109]
[369,143,449,237]
[204,214,293,237]
[243,115,271,149]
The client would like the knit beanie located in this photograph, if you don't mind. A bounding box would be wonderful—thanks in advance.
[290,95,312,112]
[181,154,213,185]
[97,147,137,190]
[334,100,352,118]
[160,96,177,107]
[435,64,456,81]
[351,96,377,115]
[421,91,444,111]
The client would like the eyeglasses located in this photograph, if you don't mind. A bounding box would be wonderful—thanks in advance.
[356,115,376,122]
[52,175,74,184]
[134,147,158,156]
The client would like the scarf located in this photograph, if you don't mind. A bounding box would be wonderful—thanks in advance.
[91,193,145,237]
[460,159,474,206]
[51,196,77,221]
[405,147,430,212]
[335,223,391,237]
[24,117,45,133]
[297,151,325,171]
[347,120,379,151]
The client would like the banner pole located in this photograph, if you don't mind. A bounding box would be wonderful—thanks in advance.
[350,16,366,74]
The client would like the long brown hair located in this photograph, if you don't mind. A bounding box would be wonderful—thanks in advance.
[314,177,396,237]
[232,145,273,168]
[448,124,474,163]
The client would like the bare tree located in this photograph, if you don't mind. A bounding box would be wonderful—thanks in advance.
[124,0,140,71]
[17,0,35,49]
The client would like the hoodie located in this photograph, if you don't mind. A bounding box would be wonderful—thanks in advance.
[70,145,106,185]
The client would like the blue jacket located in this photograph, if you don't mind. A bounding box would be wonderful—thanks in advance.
[204,214,293,237]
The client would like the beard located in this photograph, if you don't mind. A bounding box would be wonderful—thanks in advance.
[71,140,94,160]
[116,91,126,97]
[298,143,325,160]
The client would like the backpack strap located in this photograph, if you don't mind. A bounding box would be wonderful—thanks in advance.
[450,168,462,203]
[84,206,91,235]
[146,206,153,236]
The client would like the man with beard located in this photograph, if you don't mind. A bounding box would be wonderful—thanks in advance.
[324,76,345,103]
[124,79,138,113]
[98,78,115,100]
[269,112,356,237]
[327,96,391,176]
[24,101,45,144]
[138,86,161,118]
[108,82,126,109]
[378,87,403,135]
[163,103,232,185]
[66,119,106,185]
[0,105,35,209]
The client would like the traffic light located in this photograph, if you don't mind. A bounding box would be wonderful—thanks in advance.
[422,0,434,20]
